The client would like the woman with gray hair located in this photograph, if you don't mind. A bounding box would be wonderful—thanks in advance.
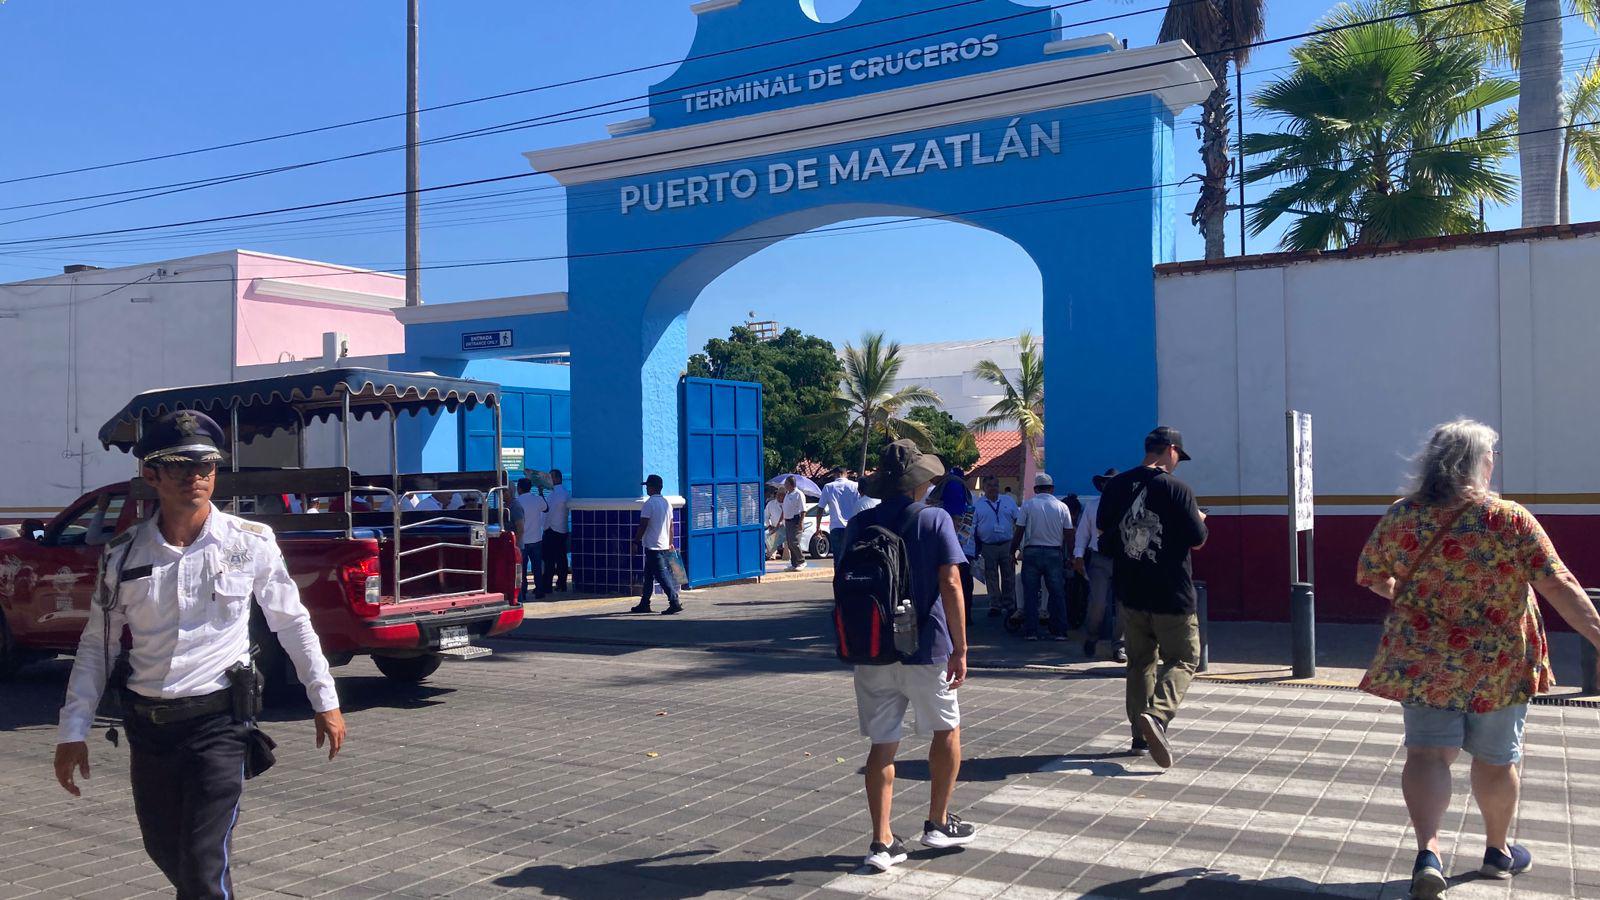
[1357,419,1600,898]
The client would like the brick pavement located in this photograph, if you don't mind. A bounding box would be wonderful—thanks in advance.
[0,578,1596,899]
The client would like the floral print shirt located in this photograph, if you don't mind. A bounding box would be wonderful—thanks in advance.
[1358,497,1562,712]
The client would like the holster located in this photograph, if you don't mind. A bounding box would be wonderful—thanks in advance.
[225,661,263,723]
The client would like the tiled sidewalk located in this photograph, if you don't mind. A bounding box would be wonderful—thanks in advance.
[1,629,1595,899]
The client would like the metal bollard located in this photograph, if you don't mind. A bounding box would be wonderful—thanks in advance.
[1195,580,1210,673]
[1291,582,1316,679]
[1584,590,1600,695]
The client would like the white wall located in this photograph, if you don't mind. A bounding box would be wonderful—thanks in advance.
[1155,230,1600,513]
[0,253,237,514]
[879,336,1037,425]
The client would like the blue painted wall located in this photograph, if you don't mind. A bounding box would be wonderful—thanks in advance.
[386,349,571,475]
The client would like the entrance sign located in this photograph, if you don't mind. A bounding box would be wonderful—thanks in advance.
[462,329,513,351]
[1289,411,1313,532]
[523,0,1212,590]
[502,446,525,474]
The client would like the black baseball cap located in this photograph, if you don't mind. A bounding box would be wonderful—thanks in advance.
[642,474,664,489]
[1144,426,1192,461]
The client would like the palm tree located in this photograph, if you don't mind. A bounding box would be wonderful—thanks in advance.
[1517,0,1600,225]
[1243,11,1518,250]
[1559,57,1600,222]
[1156,0,1268,260]
[823,332,940,476]
[969,331,1045,493]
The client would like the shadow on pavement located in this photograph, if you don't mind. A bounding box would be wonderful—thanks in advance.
[494,849,853,899]
[256,675,455,721]
[880,751,1149,782]
[1082,867,1394,898]
[0,656,74,731]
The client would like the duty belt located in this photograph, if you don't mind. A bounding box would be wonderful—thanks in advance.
[124,689,231,726]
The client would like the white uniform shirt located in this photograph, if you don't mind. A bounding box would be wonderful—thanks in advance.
[639,494,673,551]
[1016,492,1074,548]
[763,498,784,528]
[816,477,861,530]
[781,490,805,520]
[545,485,570,534]
[516,492,548,541]
[1073,495,1102,558]
[57,507,340,744]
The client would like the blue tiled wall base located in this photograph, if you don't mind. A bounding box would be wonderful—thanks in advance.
[571,507,683,595]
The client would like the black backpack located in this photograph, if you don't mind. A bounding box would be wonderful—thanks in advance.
[831,502,923,665]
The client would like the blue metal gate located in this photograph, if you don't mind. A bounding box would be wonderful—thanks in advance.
[681,377,764,587]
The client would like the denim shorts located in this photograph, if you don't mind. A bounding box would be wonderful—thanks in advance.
[1402,702,1528,766]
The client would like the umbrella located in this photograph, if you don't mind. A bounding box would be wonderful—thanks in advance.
[769,474,821,497]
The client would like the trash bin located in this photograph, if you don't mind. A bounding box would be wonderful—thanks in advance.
[1195,580,1209,674]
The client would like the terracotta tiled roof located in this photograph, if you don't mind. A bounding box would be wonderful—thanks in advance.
[969,430,1022,479]
[1154,221,1600,277]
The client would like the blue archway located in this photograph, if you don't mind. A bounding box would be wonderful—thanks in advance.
[525,0,1211,586]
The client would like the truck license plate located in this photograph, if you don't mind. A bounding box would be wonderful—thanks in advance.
[439,626,470,650]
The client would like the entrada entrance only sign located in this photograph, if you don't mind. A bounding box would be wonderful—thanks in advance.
[462,330,513,352]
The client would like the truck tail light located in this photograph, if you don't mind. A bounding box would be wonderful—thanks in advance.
[341,557,384,618]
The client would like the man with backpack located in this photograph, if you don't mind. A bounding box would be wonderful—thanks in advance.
[833,440,977,873]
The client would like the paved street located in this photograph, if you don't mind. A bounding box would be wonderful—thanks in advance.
[1,579,1597,899]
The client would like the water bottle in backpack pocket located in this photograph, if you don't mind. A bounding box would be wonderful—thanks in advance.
[831,503,923,665]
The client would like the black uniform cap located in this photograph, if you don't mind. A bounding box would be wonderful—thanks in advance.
[134,410,227,465]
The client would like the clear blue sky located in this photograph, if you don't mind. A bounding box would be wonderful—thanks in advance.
[1,1,1595,351]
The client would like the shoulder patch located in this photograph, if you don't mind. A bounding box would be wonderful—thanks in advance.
[107,529,136,549]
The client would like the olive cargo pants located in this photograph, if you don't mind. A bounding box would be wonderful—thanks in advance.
[1122,606,1200,728]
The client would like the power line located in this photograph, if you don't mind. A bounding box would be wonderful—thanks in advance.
[5,115,1588,296]
[0,0,1010,188]
[0,0,1177,224]
[0,0,1495,253]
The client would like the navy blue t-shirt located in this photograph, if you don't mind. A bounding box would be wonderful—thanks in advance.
[839,496,965,665]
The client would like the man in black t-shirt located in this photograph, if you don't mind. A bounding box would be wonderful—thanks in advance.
[1096,426,1208,768]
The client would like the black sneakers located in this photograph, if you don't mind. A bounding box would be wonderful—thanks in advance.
[1139,713,1173,769]
[660,604,684,615]
[628,602,652,613]
[1411,849,1447,899]
[863,836,909,872]
[921,813,978,848]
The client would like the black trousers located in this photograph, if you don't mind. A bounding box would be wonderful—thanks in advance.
[540,529,570,592]
[126,709,249,900]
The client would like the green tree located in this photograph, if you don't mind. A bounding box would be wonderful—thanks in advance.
[907,406,980,470]
[687,326,846,475]
[1560,57,1600,222]
[1243,9,1518,250]
[969,331,1044,488]
[1154,0,1269,259]
[814,332,940,476]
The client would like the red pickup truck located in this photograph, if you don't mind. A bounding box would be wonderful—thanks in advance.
[0,369,525,695]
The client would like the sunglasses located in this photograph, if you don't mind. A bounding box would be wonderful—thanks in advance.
[157,461,218,479]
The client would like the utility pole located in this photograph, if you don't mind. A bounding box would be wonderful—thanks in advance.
[1236,65,1246,256]
[405,0,422,307]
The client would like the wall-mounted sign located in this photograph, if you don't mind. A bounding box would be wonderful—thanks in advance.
[619,118,1063,215]
[502,446,524,473]
[462,329,513,351]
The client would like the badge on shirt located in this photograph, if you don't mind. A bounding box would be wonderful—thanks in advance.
[222,542,253,570]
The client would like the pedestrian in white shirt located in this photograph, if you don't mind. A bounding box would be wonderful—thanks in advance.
[515,478,549,601]
[630,474,682,615]
[53,411,344,899]
[781,477,808,570]
[1073,468,1125,662]
[973,481,1019,617]
[814,467,861,557]
[1010,472,1074,641]
[763,485,785,559]
[541,469,571,593]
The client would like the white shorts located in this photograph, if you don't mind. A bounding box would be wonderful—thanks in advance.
[853,663,961,745]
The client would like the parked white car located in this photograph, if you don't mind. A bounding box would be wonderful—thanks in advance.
[798,503,832,558]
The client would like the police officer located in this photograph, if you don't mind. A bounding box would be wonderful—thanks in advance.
[53,410,347,899]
